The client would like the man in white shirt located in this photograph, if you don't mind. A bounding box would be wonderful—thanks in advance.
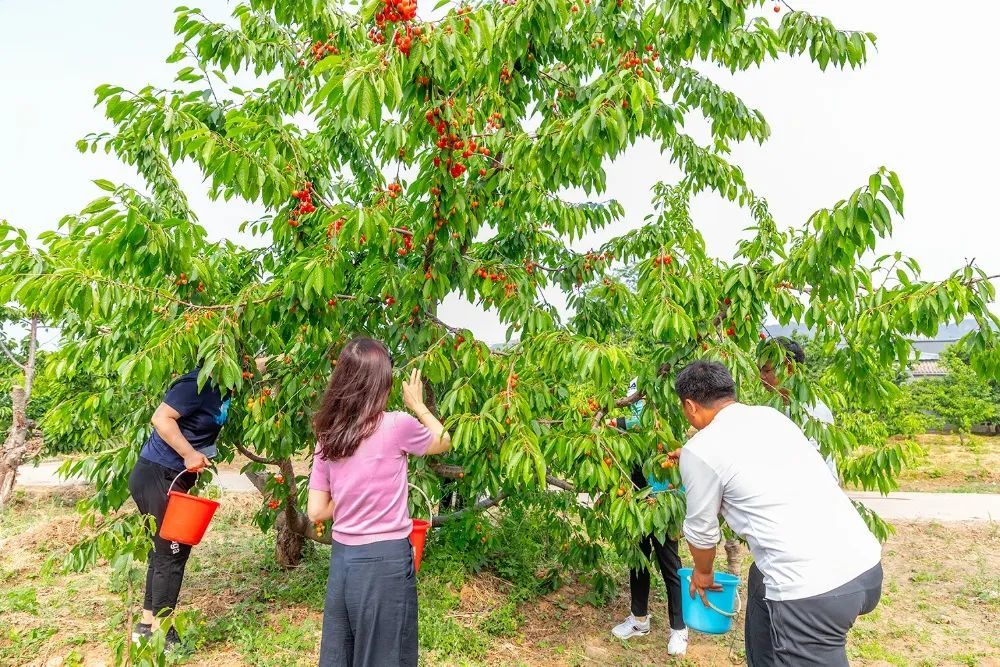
[674,361,882,667]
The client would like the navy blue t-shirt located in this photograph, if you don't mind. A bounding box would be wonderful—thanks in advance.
[139,369,231,471]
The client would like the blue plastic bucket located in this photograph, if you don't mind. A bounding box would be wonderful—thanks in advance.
[678,567,741,634]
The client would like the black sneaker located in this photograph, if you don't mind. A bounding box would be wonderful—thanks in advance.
[131,622,152,644]
[164,626,182,652]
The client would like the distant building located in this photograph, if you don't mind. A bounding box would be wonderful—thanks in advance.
[909,353,947,379]
[765,319,983,381]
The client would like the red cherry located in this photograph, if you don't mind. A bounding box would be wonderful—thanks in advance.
[773,4,781,12]
[760,332,767,340]
[724,297,731,305]
[726,327,736,337]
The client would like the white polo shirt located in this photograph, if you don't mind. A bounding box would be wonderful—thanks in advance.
[680,402,881,601]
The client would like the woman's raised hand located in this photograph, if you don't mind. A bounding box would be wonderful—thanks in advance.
[402,368,425,413]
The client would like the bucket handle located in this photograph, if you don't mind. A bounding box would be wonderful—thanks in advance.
[684,575,743,618]
[408,482,434,525]
[168,468,198,496]
[167,467,222,502]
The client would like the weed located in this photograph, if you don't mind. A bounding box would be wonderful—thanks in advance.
[0,586,39,614]
[0,625,58,663]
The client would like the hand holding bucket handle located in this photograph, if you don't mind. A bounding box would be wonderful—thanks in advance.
[685,573,742,618]
[689,569,724,607]
[182,450,210,473]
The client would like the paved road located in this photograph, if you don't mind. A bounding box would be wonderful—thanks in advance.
[15,461,1000,521]
[847,491,1000,522]
[16,460,259,493]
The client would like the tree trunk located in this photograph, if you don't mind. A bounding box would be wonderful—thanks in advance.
[724,537,742,576]
[275,513,306,567]
[0,316,41,510]
[0,386,31,508]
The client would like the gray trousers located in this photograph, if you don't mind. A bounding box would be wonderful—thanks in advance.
[320,538,418,667]
[747,563,883,667]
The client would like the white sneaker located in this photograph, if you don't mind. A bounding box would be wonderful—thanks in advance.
[667,628,689,656]
[612,614,650,639]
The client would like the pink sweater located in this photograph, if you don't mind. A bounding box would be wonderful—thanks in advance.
[309,411,432,545]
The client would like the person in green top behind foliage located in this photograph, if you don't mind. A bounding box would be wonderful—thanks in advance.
[607,379,688,656]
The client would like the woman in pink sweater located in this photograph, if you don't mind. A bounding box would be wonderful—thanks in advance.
[307,338,451,667]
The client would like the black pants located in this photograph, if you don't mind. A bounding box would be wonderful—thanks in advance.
[747,563,883,667]
[629,533,685,630]
[128,457,197,617]
[320,538,417,667]
[745,563,774,666]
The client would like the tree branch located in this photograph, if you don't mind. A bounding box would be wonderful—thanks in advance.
[422,310,464,336]
[24,315,37,401]
[431,493,508,526]
[234,441,280,465]
[546,475,575,492]
[429,462,464,478]
[0,339,24,371]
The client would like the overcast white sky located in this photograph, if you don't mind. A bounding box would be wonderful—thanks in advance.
[1,1,998,344]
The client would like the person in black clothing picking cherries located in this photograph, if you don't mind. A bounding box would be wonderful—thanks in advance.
[606,379,688,657]
[126,361,259,650]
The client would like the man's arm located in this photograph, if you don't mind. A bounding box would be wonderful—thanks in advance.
[151,402,209,472]
[679,448,725,605]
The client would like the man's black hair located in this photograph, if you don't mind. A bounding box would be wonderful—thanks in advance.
[674,361,737,406]
[773,336,806,365]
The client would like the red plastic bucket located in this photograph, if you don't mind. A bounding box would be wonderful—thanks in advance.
[408,483,433,572]
[410,519,431,572]
[159,471,219,546]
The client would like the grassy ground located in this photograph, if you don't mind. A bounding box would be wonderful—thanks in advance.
[883,433,1000,494]
[2,489,999,666]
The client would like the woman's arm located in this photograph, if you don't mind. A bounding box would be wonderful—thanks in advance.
[151,402,209,471]
[402,369,452,455]
[307,489,335,523]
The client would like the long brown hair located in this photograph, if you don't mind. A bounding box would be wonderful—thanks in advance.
[313,337,393,461]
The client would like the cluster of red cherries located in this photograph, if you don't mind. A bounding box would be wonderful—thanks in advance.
[393,225,414,256]
[425,106,492,180]
[369,0,419,56]
[288,182,316,228]
[310,36,340,61]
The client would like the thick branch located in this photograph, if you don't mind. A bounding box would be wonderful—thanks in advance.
[432,493,508,527]
[546,475,575,492]
[429,462,464,478]
[243,469,269,494]
[616,389,645,408]
[234,441,280,465]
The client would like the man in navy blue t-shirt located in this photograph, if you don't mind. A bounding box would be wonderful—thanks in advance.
[127,366,236,650]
